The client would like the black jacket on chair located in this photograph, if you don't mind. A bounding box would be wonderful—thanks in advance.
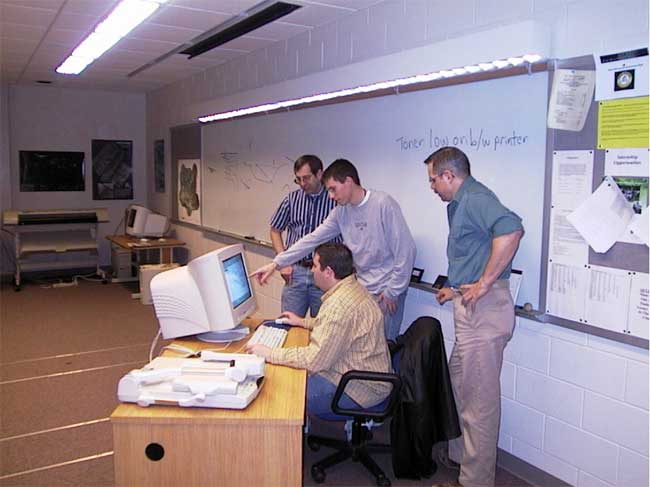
[390,316,461,479]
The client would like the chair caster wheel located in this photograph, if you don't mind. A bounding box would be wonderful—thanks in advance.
[376,474,391,487]
[14,285,20,292]
[102,279,108,284]
[307,437,320,451]
[311,465,326,483]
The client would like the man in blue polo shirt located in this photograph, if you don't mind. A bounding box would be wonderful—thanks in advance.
[269,154,340,317]
[424,147,524,487]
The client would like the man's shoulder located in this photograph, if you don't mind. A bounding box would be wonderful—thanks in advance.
[464,178,498,201]
[369,190,400,207]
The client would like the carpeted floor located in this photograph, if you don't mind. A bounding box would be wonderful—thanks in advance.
[0,278,531,487]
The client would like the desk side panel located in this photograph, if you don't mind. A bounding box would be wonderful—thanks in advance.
[113,423,302,487]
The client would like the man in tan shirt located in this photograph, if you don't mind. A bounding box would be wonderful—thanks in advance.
[246,242,392,415]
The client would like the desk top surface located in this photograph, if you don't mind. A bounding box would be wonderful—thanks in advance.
[107,234,186,250]
[111,318,308,426]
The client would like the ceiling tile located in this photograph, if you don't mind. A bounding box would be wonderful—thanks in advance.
[1,37,40,53]
[116,36,178,54]
[0,0,65,10]
[51,12,98,31]
[168,0,260,15]
[129,22,202,44]
[150,5,231,31]
[302,0,381,8]
[41,28,87,46]
[218,35,273,52]
[246,20,308,40]
[62,0,116,16]
[283,3,351,27]
[0,4,58,26]
[0,22,48,40]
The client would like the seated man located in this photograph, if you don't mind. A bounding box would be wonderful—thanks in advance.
[246,242,392,414]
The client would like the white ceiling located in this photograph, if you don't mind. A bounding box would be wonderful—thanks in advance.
[0,0,382,92]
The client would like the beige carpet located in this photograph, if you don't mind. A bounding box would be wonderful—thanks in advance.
[0,279,531,487]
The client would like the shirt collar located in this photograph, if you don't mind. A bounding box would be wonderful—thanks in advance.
[304,184,326,198]
[321,274,357,302]
[356,189,371,207]
[451,175,475,204]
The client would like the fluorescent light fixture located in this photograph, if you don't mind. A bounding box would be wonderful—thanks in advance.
[56,0,166,75]
[198,51,546,123]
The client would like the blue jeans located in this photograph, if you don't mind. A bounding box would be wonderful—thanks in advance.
[307,374,360,416]
[281,264,323,317]
[378,290,407,341]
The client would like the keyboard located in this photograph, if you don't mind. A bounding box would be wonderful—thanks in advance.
[248,325,288,349]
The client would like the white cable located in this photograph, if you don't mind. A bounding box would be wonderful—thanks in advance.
[148,329,162,362]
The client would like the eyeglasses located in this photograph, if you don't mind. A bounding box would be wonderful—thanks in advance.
[294,174,314,184]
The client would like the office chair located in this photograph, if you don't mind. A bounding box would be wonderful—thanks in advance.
[306,369,401,487]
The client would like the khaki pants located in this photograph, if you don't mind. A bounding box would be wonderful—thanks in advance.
[448,280,515,487]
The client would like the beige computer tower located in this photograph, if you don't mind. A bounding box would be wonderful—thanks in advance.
[111,246,133,279]
[139,263,179,305]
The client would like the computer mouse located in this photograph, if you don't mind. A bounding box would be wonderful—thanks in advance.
[139,238,149,242]
[275,317,289,324]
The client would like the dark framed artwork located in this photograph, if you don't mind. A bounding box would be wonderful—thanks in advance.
[154,139,165,193]
[92,139,133,200]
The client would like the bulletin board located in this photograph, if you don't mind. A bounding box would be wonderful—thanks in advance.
[541,55,649,347]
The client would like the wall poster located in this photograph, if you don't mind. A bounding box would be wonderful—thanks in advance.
[154,139,165,193]
[92,139,133,200]
[177,158,201,225]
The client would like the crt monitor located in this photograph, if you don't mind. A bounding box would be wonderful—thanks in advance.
[150,244,257,341]
[125,204,169,238]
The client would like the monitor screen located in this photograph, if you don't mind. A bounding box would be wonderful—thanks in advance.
[126,208,137,228]
[223,254,252,309]
[19,150,85,192]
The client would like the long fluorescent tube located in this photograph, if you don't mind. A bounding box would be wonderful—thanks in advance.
[198,53,546,123]
[56,0,167,75]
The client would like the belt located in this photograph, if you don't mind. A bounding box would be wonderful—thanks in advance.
[296,258,313,268]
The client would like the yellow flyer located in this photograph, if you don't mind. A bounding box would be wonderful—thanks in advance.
[597,97,649,149]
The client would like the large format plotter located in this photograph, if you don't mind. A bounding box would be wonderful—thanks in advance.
[2,208,109,290]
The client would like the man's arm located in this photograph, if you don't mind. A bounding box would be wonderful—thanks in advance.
[270,227,293,284]
[252,210,341,284]
[459,229,524,306]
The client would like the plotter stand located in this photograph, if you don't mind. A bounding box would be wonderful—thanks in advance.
[2,209,109,291]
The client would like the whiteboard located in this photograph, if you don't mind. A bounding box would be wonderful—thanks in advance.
[202,73,549,307]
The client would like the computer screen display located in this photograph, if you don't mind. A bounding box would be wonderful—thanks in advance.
[126,208,137,228]
[223,254,252,309]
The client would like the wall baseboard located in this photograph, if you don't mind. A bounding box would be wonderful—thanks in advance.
[498,449,571,487]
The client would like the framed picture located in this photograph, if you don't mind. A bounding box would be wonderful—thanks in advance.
[178,158,201,225]
[92,139,133,200]
[154,139,165,193]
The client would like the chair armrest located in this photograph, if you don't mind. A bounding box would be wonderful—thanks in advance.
[331,370,401,420]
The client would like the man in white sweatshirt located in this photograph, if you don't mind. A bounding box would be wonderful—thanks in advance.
[251,158,416,340]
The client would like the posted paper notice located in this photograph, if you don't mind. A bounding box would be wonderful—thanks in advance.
[597,97,650,149]
[567,176,634,253]
[547,69,595,131]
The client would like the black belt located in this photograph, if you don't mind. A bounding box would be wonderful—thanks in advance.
[296,258,313,268]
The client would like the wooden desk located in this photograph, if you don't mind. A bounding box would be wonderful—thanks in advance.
[111,319,309,487]
[107,234,186,265]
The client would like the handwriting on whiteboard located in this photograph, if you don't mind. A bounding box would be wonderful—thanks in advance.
[396,128,529,152]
